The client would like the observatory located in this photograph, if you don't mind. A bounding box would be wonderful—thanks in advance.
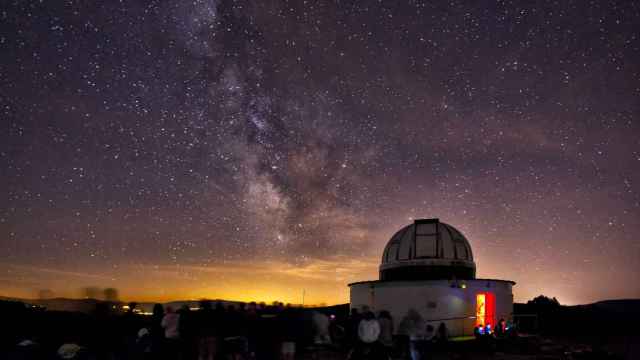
[349,218,515,337]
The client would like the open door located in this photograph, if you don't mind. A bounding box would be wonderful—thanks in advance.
[476,292,495,328]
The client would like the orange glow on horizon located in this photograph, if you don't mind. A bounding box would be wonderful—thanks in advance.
[0,257,380,306]
[1,249,637,306]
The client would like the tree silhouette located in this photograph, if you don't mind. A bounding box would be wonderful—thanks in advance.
[527,295,561,308]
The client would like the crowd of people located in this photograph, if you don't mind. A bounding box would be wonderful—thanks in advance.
[134,300,329,360]
[7,300,511,360]
[472,318,517,353]
[345,307,451,360]
[8,300,401,360]
[473,318,515,340]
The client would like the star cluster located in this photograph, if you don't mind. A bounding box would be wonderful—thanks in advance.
[2,0,639,304]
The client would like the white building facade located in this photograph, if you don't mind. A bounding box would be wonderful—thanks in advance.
[349,219,515,337]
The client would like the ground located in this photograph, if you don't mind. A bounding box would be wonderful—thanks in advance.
[296,334,638,360]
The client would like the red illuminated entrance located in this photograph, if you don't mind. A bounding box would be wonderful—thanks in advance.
[476,292,495,328]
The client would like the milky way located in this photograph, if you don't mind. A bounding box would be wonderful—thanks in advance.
[2,0,639,305]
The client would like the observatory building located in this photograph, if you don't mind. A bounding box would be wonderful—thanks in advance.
[349,218,515,337]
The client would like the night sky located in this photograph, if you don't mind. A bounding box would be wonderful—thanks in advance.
[2,1,639,305]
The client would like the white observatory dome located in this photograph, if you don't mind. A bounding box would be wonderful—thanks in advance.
[380,218,476,280]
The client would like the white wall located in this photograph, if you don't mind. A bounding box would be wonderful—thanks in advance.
[350,279,513,337]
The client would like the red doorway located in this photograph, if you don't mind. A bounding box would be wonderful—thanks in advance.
[476,292,495,328]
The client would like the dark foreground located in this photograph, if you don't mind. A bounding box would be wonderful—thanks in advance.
[1,299,638,360]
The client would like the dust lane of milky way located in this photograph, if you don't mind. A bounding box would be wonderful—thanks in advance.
[1,0,639,305]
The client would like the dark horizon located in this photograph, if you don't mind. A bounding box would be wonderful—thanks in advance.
[4,293,640,307]
[2,1,640,305]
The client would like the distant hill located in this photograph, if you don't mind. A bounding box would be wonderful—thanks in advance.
[5,294,638,319]
[589,299,640,315]
[0,296,268,313]
[514,298,640,335]
[515,298,640,312]
[529,298,640,316]
[0,296,107,312]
